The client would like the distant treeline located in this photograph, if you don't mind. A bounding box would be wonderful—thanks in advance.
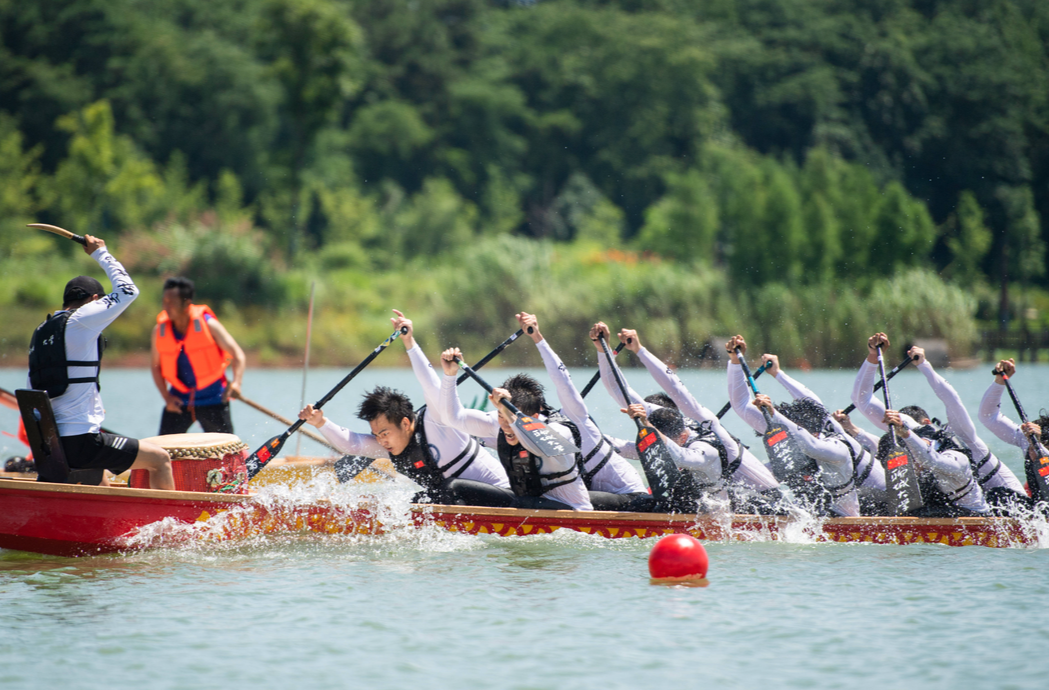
[1,0,1046,366]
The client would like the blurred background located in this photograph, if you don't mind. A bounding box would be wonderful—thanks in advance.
[2,0,1047,369]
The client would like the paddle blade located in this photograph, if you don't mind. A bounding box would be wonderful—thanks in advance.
[513,414,579,456]
[877,435,924,515]
[245,433,290,479]
[762,423,810,483]
[635,426,681,500]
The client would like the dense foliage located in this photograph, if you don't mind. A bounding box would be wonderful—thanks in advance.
[1,0,1046,366]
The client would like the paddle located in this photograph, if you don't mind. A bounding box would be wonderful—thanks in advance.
[579,342,625,398]
[992,367,1049,501]
[876,345,924,515]
[244,326,407,479]
[716,360,771,419]
[456,329,525,385]
[453,356,580,457]
[735,347,810,483]
[26,223,87,245]
[599,334,680,499]
[841,355,915,415]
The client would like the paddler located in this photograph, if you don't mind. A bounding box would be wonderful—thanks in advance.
[514,312,653,511]
[150,277,246,435]
[726,336,864,517]
[298,310,514,506]
[438,347,593,510]
[27,234,173,489]
[978,358,1049,506]
[596,325,789,514]
[852,333,991,517]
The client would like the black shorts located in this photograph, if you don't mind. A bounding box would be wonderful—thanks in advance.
[159,402,234,435]
[60,432,139,475]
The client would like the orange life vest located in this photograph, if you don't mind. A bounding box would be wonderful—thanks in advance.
[156,304,230,394]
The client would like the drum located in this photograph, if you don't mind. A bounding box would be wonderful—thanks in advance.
[130,433,250,494]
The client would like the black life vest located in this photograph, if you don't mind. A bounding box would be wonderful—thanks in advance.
[496,429,580,498]
[685,419,744,482]
[387,407,481,489]
[28,310,104,398]
[543,408,618,489]
[911,423,978,506]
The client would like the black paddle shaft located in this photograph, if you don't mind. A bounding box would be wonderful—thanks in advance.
[580,342,625,398]
[245,326,407,479]
[841,356,915,415]
[456,329,524,385]
[875,346,899,447]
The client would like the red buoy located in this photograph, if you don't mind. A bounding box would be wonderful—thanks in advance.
[648,534,708,585]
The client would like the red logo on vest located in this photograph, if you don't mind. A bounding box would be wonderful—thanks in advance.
[414,460,426,469]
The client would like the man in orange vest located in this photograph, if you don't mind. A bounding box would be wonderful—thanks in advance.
[150,277,246,435]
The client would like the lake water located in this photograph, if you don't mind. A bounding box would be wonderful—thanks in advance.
[2,363,1049,689]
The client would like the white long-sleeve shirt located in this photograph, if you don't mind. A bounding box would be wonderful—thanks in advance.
[29,248,139,436]
[852,359,988,512]
[728,362,861,516]
[318,346,510,489]
[599,347,779,492]
[438,372,592,510]
[915,362,1024,493]
[979,382,1049,466]
[535,340,645,494]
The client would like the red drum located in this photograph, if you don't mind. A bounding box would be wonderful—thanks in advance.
[130,433,249,494]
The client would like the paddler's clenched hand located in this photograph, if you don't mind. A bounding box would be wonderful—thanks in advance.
[299,404,326,428]
[832,409,859,437]
[622,403,648,424]
[994,358,1016,384]
[590,322,611,350]
[618,328,640,354]
[83,234,105,256]
[908,346,926,367]
[391,309,414,349]
[761,354,780,377]
[726,335,746,363]
[883,409,910,438]
[752,393,774,414]
[866,333,889,363]
[440,348,462,376]
[516,312,543,343]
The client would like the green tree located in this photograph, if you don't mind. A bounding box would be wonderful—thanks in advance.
[636,169,718,264]
[945,191,992,284]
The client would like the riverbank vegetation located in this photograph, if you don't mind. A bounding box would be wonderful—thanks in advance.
[2,0,1047,367]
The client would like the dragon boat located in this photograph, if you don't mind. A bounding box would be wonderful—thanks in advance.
[0,474,1040,557]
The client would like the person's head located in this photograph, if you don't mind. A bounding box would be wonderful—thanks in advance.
[62,276,104,310]
[777,398,829,436]
[501,373,547,416]
[648,406,688,446]
[899,405,932,425]
[162,277,195,319]
[1037,412,1049,445]
[357,386,416,454]
[644,392,678,410]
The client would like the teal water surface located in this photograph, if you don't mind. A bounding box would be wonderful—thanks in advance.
[2,364,1049,689]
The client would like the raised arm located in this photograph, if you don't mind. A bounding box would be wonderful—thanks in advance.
[591,322,646,409]
[68,240,140,332]
[298,405,389,458]
[762,354,824,406]
[438,348,502,439]
[623,328,718,422]
[911,346,988,457]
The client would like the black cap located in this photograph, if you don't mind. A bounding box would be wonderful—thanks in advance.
[63,275,105,304]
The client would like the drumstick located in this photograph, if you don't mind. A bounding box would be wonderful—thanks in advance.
[26,223,87,245]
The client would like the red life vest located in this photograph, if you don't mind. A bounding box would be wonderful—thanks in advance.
[155,304,229,394]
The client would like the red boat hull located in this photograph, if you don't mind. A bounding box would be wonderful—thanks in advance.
[0,479,1040,556]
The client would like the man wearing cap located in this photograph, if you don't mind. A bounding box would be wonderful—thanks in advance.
[150,276,245,435]
[27,234,174,489]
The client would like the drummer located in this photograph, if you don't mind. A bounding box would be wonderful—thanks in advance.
[150,277,246,435]
[27,234,173,489]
